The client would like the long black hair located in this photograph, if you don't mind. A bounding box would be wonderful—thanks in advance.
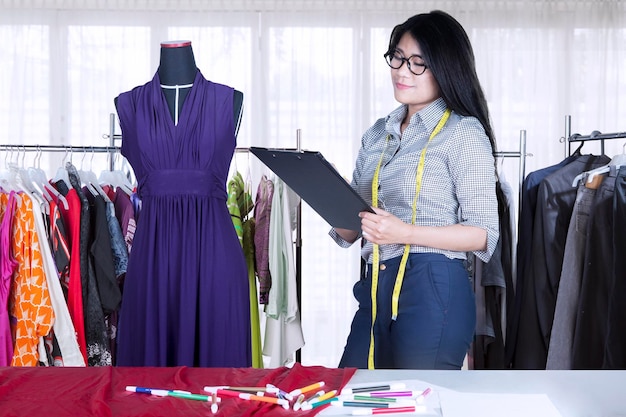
[387,10,497,155]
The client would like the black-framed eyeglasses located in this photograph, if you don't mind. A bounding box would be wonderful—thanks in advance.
[384,50,428,76]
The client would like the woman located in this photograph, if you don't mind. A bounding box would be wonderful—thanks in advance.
[331,10,499,369]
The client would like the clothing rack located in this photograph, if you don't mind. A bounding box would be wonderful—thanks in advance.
[495,130,529,224]
[564,114,626,156]
[3,121,527,367]
[0,144,121,176]
[1,114,122,169]
[2,113,305,365]
[0,144,119,153]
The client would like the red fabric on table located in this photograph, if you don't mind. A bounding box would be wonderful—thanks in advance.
[0,363,356,416]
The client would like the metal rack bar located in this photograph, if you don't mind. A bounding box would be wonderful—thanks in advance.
[568,130,626,156]
[494,130,529,225]
[0,144,120,152]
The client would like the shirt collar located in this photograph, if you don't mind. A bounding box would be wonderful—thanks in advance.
[385,97,448,136]
[418,98,448,133]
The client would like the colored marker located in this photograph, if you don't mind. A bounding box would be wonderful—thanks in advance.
[352,405,427,415]
[210,392,218,414]
[306,389,337,405]
[167,391,215,402]
[203,385,266,393]
[368,390,424,397]
[416,387,432,403]
[300,390,338,410]
[293,394,306,411]
[300,396,338,410]
[347,395,403,403]
[212,388,290,409]
[331,400,414,408]
[295,389,325,410]
[308,390,326,401]
[288,380,325,397]
[266,383,294,400]
[126,386,191,396]
[253,391,279,398]
[126,386,224,404]
[341,383,406,395]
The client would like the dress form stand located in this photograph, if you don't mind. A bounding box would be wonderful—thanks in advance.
[158,41,195,126]
[113,40,253,368]
[158,40,243,134]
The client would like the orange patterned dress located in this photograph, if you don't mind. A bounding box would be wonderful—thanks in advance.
[9,192,55,366]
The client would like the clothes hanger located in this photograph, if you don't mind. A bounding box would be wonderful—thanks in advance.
[98,152,134,196]
[1,147,22,191]
[0,147,14,192]
[243,153,256,219]
[52,147,73,189]
[570,131,598,186]
[572,140,626,187]
[28,146,69,210]
[608,142,626,166]
[570,134,584,157]
[584,141,626,184]
[0,147,25,205]
[77,149,99,197]
[229,152,240,182]
[14,146,48,212]
[78,148,112,203]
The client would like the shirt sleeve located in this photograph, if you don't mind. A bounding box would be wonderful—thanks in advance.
[448,117,500,262]
[328,227,357,248]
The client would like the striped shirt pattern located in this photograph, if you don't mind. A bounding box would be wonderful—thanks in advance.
[331,98,499,263]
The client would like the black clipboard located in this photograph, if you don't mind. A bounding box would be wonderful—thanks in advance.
[250,147,374,230]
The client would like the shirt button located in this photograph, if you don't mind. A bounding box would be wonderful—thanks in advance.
[380,264,386,271]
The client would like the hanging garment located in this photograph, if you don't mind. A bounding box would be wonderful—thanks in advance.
[604,166,626,368]
[572,167,618,369]
[9,193,55,366]
[84,192,120,316]
[546,180,597,369]
[472,181,512,369]
[0,192,18,366]
[243,219,263,368]
[26,191,84,366]
[254,175,274,304]
[104,199,128,365]
[112,187,136,255]
[506,153,579,366]
[263,177,304,367]
[227,171,263,368]
[513,154,610,369]
[67,164,112,366]
[83,190,120,366]
[115,71,251,367]
[52,182,88,363]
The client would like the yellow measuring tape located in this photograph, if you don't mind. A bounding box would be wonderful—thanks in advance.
[367,108,451,370]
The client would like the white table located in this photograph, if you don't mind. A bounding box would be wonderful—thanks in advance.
[320,369,626,417]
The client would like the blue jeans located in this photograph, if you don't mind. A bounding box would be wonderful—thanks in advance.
[339,253,476,369]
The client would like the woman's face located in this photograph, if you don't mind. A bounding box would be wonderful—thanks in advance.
[390,33,441,115]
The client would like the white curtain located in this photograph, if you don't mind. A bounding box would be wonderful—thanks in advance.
[1,0,625,367]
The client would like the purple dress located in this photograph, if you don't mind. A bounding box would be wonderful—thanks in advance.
[115,71,251,367]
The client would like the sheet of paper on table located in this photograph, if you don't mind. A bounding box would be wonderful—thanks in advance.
[438,391,563,417]
[320,379,562,417]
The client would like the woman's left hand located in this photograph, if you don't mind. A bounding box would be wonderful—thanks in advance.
[359,207,410,245]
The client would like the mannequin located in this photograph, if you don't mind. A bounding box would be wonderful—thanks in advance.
[113,40,253,368]
[116,40,244,135]
[158,41,196,125]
